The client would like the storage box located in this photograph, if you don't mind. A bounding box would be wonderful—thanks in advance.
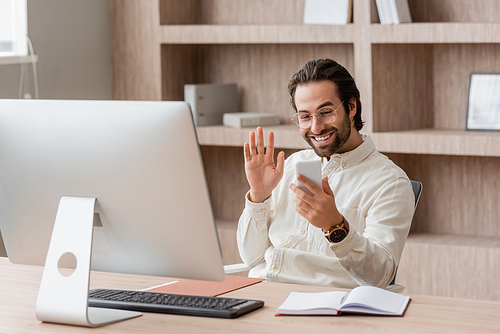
[184,83,238,126]
[223,113,281,128]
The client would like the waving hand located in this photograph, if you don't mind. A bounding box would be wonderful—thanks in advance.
[244,127,285,203]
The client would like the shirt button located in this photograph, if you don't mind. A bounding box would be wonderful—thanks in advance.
[261,208,267,212]
[261,229,266,233]
[332,246,338,251]
[346,266,351,271]
[342,163,347,168]
[300,229,305,234]
[283,244,289,248]
[272,264,278,270]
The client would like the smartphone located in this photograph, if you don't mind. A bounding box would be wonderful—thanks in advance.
[295,160,322,196]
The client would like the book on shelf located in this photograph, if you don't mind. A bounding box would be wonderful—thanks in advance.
[385,0,397,24]
[375,0,391,24]
[303,0,352,25]
[376,0,412,25]
[276,286,411,316]
[391,0,412,24]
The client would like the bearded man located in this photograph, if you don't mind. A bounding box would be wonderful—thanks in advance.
[237,59,415,289]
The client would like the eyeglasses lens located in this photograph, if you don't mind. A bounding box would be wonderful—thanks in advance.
[292,108,337,129]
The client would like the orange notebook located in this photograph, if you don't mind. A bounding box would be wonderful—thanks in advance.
[144,275,264,297]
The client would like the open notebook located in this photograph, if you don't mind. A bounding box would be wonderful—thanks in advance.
[276,286,410,316]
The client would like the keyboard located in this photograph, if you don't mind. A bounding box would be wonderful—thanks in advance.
[88,289,264,319]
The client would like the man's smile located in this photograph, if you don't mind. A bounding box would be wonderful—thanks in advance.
[309,131,335,145]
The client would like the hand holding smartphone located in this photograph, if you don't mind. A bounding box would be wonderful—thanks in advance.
[295,161,322,196]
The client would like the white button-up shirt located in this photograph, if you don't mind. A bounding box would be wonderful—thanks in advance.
[237,134,415,289]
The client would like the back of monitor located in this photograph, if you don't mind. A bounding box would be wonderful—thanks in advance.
[0,99,225,326]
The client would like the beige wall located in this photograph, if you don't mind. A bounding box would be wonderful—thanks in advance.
[0,0,112,100]
[0,0,112,257]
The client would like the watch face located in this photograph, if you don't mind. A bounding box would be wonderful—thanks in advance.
[329,229,347,243]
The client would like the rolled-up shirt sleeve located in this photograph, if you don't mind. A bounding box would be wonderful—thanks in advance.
[236,191,274,268]
[331,177,415,288]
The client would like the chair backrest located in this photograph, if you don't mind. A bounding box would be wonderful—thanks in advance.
[389,180,422,287]
[0,230,5,257]
[410,180,423,209]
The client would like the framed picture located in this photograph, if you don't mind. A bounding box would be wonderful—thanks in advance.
[466,73,500,131]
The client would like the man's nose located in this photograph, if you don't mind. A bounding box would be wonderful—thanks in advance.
[310,115,325,134]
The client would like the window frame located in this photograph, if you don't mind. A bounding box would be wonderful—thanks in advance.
[0,0,28,58]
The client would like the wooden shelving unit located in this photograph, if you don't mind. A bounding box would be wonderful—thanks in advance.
[111,0,500,301]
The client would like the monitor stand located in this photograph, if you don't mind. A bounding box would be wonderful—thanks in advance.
[35,196,141,327]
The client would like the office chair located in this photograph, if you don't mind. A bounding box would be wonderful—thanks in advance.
[223,180,423,294]
[385,180,422,293]
[0,230,6,257]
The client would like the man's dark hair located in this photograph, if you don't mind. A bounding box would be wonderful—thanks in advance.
[288,59,364,131]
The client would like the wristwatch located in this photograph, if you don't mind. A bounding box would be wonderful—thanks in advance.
[323,217,348,243]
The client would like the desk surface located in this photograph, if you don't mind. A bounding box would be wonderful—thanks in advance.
[1,257,499,333]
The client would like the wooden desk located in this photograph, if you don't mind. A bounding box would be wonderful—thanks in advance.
[1,257,499,333]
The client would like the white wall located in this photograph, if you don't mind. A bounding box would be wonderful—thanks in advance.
[0,0,112,100]
[0,0,112,257]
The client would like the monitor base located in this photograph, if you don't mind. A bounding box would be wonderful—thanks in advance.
[35,196,141,327]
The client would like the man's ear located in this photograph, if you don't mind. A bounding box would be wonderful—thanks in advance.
[348,98,357,119]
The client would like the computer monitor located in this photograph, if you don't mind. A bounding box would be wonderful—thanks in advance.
[0,99,225,326]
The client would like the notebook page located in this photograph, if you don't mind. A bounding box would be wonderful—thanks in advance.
[276,291,347,315]
[340,286,409,315]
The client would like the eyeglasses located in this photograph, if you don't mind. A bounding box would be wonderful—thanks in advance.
[291,101,344,129]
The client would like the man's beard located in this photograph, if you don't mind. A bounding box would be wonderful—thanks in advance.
[305,115,351,158]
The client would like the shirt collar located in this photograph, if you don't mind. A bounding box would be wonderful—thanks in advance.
[322,134,375,168]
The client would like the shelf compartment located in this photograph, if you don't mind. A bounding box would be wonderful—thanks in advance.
[161,43,354,118]
[398,233,500,301]
[407,0,500,24]
[160,0,308,25]
[159,25,357,44]
[385,153,500,238]
[372,43,500,134]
